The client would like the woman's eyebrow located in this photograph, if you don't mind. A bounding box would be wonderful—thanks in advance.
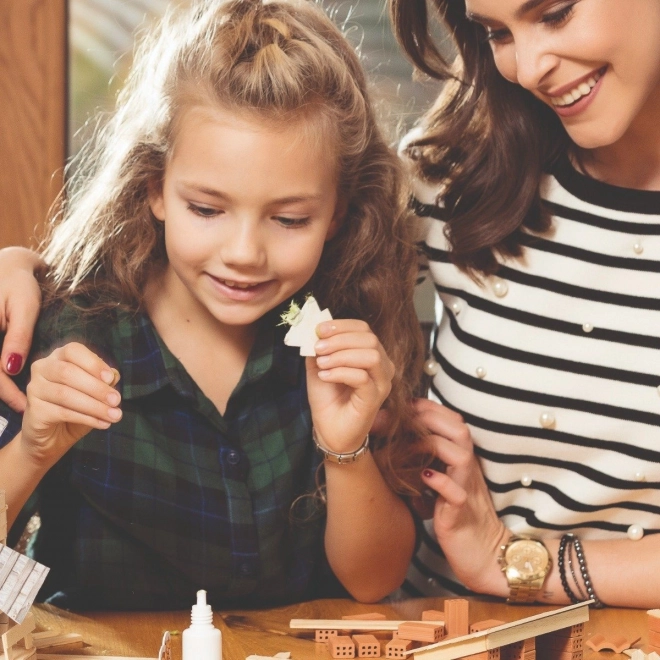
[467,0,549,24]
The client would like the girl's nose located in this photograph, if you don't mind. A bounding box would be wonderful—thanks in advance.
[219,218,266,268]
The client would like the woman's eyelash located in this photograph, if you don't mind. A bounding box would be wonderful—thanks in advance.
[541,3,576,27]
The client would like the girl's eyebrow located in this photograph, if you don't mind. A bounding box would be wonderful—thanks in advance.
[467,0,549,24]
[181,183,323,204]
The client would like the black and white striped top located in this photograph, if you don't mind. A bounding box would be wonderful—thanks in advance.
[405,154,660,597]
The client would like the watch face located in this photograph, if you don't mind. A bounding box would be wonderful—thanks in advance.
[504,540,550,579]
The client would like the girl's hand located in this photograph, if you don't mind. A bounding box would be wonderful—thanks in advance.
[21,342,122,468]
[306,319,395,454]
[0,247,43,412]
[416,398,509,595]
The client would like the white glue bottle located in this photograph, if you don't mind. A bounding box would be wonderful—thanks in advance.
[182,590,222,660]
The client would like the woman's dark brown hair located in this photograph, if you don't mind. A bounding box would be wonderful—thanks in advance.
[390,0,572,274]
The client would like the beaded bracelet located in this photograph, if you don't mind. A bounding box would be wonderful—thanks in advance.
[557,534,580,604]
[571,534,605,609]
[567,537,588,601]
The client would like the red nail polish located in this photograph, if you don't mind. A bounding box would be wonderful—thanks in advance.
[422,469,434,478]
[6,353,23,375]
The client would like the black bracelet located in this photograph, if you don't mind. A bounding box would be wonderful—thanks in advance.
[567,537,588,601]
[571,535,605,609]
[558,534,580,604]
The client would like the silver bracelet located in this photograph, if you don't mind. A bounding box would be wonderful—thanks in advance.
[312,427,369,464]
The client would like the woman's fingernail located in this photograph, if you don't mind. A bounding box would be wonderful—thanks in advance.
[6,353,23,375]
[422,469,434,478]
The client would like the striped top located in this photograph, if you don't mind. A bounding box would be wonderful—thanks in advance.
[405,154,660,597]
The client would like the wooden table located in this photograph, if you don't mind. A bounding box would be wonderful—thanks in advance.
[32,598,651,660]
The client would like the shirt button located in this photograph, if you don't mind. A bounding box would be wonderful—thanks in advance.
[627,524,644,541]
[227,450,241,465]
[492,277,508,298]
[539,411,556,429]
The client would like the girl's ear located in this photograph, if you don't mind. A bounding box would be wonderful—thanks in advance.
[325,198,347,241]
[147,178,165,221]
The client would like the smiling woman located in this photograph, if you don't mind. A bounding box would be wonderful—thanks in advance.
[389,0,660,608]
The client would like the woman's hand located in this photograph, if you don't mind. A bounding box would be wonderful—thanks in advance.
[21,342,123,469]
[416,398,509,596]
[0,247,44,412]
[306,319,395,454]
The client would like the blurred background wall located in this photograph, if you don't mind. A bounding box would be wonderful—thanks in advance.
[1,0,446,319]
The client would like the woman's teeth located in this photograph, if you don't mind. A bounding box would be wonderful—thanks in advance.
[550,70,603,107]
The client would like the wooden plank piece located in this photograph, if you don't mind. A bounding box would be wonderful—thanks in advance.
[411,602,590,660]
[291,620,444,632]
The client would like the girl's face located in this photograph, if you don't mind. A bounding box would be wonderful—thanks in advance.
[149,106,342,331]
[465,0,660,149]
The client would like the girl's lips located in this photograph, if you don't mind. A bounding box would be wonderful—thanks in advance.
[207,274,271,301]
[551,67,606,119]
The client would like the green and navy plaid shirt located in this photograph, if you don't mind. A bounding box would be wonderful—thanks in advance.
[0,299,338,610]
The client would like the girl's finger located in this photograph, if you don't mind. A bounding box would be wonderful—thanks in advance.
[316,366,375,391]
[314,331,380,357]
[28,377,122,424]
[50,342,117,385]
[30,399,113,431]
[316,319,370,339]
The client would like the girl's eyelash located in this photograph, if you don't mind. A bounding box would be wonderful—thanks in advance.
[275,216,311,228]
[187,203,219,217]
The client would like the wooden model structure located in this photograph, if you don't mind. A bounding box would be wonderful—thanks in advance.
[290,600,591,660]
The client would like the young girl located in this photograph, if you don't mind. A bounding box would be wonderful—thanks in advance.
[0,0,425,610]
[387,0,660,607]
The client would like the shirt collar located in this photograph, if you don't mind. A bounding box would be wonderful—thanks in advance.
[112,309,302,402]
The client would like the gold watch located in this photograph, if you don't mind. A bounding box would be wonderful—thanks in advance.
[498,535,551,603]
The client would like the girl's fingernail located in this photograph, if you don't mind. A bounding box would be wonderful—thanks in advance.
[422,469,434,478]
[6,353,23,375]
[108,408,122,421]
[318,370,330,379]
[101,370,114,384]
[316,355,330,366]
[107,391,121,406]
[314,340,328,352]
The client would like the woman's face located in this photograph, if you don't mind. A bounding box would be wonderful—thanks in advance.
[464,0,660,150]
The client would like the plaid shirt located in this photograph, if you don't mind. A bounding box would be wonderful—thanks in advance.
[0,300,335,610]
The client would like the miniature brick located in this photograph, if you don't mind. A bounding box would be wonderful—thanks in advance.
[397,622,445,643]
[344,614,387,621]
[501,641,525,660]
[385,638,413,659]
[316,629,339,643]
[470,620,506,633]
[539,633,583,652]
[585,633,640,653]
[537,650,582,660]
[523,638,536,652]
[463,649,501,660]
[648,610,660,634]
[545,624,584,638]
[353,634,381,657]
[422,610,445,622]
[650,631,660,648]
[523,651,536,660]
[444,599,470,637]
[331,636,356,658]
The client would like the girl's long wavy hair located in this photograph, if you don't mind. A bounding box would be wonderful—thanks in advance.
[41,0,425,494]
[389,0,573,274]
